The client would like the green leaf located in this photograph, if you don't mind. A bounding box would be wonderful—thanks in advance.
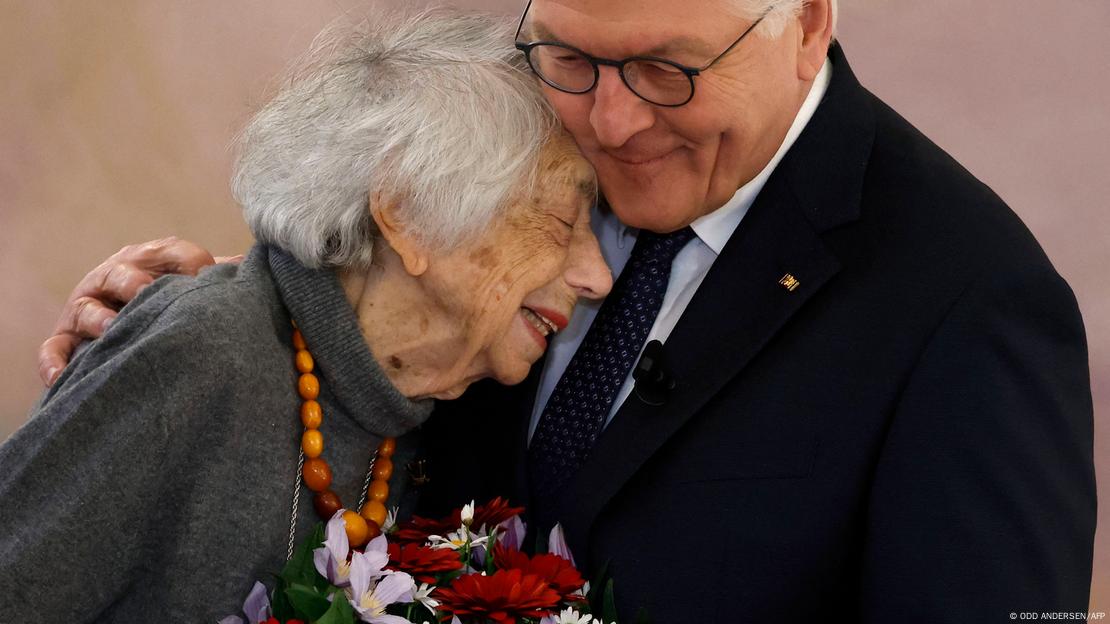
[485,536,497,574]
[633,606,653,624]
[285,582,332,620]
[601,579,618,624]
[316,589,356,624]
[281,523,326,587]
[271,575,294,621]
[587,560,611,612]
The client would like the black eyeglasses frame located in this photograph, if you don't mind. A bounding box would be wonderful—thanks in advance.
[513,0,769,107]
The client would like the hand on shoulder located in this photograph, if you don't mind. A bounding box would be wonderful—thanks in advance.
[37,236,242,386]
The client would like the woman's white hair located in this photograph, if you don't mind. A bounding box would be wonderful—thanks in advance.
[233,7,559,268]
[730,0,838,39]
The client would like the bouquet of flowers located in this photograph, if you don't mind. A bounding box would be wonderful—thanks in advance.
[221,498,639,624]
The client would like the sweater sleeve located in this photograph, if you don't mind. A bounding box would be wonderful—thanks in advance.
[0,291,228,623]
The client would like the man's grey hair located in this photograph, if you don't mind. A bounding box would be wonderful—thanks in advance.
[233,8,559,269]
[731,0,839,38]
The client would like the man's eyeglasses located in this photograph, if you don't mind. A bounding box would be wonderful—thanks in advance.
[513,0,768,107]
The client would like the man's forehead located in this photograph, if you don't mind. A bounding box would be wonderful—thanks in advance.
[524,0,726,58]
[526,20,716,58]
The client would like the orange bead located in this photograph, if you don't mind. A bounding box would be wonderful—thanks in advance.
[371,457,393,481]
[360,500,388,526]
[292,329,307,350]
[295,350,314,374]
[302,458,332,492]
[300,400,322,429]
[367,479,389,502]
[298,373,319,400]
[343,510,370,548]
[302,429,324,458]
[377,437,396,458]
[365,519,382,541]
[314,490,342,519]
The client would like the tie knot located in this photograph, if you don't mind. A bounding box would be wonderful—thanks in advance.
[631,226,696,266]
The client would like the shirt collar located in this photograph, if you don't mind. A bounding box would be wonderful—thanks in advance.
[615,58,833,254]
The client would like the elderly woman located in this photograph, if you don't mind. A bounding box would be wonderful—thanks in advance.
[0,9,610,623]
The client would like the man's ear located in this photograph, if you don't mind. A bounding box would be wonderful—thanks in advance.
[369,194,429,277]
[796,0,835,81]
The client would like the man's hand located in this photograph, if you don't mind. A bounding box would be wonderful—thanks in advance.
[37,237,242,386]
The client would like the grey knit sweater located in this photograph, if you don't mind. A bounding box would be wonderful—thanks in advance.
[0,245,433,623]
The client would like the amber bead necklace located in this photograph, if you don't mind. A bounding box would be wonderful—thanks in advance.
[286,321,395,559]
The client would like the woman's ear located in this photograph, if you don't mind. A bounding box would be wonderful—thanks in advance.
[369,194,429,277]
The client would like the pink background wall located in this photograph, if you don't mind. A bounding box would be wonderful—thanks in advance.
[2,0,1106,611]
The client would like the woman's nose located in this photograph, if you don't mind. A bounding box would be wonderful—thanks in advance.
[564,226,613,301]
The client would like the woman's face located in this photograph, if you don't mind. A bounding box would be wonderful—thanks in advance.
[421,132,612,395]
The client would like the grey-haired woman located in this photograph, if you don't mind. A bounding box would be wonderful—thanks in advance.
[0,9,610,622]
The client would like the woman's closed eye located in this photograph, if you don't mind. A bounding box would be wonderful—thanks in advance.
[548,215,575,245]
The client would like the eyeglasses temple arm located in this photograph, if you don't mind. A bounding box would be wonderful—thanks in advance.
[697,12,767,71]
[515,0,534,41]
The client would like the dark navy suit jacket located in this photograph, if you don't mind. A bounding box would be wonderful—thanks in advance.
[417,44,1096,622]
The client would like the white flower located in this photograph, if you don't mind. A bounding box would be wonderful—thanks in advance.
[460,500,475,527]
[540,607,613,624]
[347,550,415,624]
[548,523,576,566]
[314,509,388,588]
[427,527,489,551]
[382,506,399,533]
[413,582,440,612]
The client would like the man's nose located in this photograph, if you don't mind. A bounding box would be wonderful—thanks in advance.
[565,226,613,301]
[588,66,655,149]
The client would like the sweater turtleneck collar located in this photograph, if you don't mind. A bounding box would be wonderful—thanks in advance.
[267,246,433,437]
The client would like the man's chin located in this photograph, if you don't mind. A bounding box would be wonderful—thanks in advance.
[605,191,704,232]
[600,175,706,232]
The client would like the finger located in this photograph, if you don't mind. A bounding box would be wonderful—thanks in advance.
[55,295,119,338]
[38,333,84,386]
[128,236,216,275]
[213,254,245,265]
[96,260,156,304]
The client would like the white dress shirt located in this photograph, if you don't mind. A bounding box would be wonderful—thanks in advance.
[528,60,833,442]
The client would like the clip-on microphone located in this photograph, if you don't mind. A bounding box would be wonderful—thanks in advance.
[633,339,675,405]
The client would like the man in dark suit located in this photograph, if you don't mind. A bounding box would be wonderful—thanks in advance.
[39,0,1095,620]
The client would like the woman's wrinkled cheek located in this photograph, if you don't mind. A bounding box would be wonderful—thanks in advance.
[464,244,511,303]
[468,245,498,271]
[479,218,559,295]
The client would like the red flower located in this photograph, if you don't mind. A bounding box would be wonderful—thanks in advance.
[434,568,561,624]
[394,497,524,543]
[393,514,456,544]
[494,544,586,600]
[470,497,526,530]
[387,541,464,584]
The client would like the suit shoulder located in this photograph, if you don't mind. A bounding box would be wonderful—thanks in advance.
[860,92,1055,276]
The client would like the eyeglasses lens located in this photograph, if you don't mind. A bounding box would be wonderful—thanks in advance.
[529,44,693,106]
[530,45,595,92]
[622,60,692,106]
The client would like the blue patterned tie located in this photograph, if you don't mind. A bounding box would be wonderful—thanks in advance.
[529,226,695,503]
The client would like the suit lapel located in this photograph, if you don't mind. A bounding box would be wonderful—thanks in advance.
[552,43,876,557]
